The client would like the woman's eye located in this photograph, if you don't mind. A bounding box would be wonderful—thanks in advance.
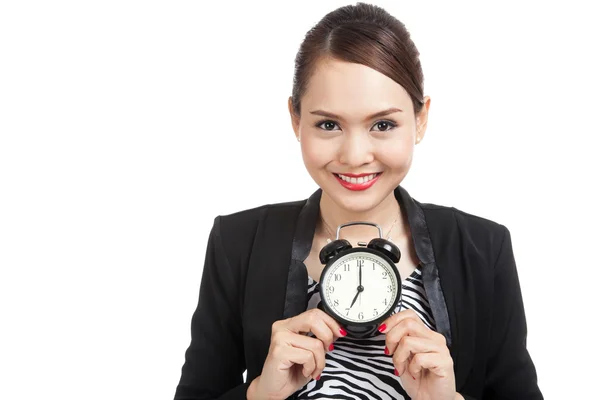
[316,120,340,131]
[372,120,397,132]
[315,119,397,132]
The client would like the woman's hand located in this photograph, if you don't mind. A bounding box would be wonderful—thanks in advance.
[379,309,456,400]
[247,308,346,400]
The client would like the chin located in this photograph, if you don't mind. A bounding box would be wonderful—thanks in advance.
[322,179,392,215]
[335,198,379,214]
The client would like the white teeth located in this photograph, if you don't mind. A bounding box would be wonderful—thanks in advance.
[336,173,379,184]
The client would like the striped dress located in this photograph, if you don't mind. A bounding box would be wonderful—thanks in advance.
[294,264,436,400]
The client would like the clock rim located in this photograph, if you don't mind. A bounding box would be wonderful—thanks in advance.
[317,247,402,327]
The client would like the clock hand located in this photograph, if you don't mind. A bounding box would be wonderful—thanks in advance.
[349,290,360,309]
[349,285,364,309]
[359,262,362,286]
[350,263,365,311]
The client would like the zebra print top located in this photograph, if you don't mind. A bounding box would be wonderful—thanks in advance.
[294,264,436,400]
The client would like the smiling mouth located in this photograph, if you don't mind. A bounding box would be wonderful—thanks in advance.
[334,172,382,184]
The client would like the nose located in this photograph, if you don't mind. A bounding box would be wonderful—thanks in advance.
[338,132,375,167]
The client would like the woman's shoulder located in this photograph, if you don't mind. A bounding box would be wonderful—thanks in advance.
[420,200,504,227]
[211,197,307,245]
[418,200,508,249]
[218,197,306,225]
[417,201,511,278]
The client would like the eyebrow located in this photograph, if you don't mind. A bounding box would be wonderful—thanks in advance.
[309,107,403,121]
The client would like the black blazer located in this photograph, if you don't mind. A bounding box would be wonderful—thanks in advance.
[174,185,543,400]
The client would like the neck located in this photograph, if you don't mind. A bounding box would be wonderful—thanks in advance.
[318,190,403,243]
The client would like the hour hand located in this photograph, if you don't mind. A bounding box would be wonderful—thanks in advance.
[349,290,360,309]
[349,282,365,309]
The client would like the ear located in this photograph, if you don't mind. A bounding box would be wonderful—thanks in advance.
[415,96,431,144]
[288,96,301,141]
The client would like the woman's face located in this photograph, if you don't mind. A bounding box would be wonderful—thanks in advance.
[288,58,430,213]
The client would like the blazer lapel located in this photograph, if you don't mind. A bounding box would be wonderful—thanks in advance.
[282,189,321,318]
[394,186,453,347]
[397,185,474,388]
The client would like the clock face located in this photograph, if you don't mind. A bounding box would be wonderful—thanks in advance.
[321,250,400,324]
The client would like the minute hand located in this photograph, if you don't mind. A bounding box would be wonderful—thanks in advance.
[359,262,362,286]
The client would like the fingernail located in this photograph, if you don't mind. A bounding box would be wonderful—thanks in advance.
[329,343,334,351]
[315,374,321,380]
[339,327,347,337]
[378,324,387,333]
[384,346,389,355]
[412,374,416,380]
[394,368,399,376]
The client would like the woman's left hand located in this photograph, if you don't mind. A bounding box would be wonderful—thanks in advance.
[379,309,456,400]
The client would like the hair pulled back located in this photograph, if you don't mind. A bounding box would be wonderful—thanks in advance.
[291,2,425,117]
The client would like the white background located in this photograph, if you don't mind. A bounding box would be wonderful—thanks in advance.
[1,1,598,398]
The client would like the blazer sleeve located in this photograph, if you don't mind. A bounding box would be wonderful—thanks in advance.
[174,216,249,400]
[474,225,543,399]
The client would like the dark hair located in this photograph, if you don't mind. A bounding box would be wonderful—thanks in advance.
[291,2,424,117]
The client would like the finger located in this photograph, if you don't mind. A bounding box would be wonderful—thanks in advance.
[271,331,325,378]
[379,308,424,334]
[290,334,327,374]
[285,308,346,340]
[304,317,336,352]
[392,335,440,376]
[385,316,438,355]
[272,330,327,374]
[277,345,317,378]
[407,352,454,379]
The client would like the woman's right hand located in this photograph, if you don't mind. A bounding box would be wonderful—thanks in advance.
[247,308,347,400]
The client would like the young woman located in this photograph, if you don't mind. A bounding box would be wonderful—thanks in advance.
[174,3,543,399]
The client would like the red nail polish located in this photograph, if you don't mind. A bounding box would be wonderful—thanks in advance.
[339,328,347,337]
[384,346,389,355]
[378,323,387,333]
[329,343,334,351]
[412,375,416,380]
[394,368,399,376]
[316,374,321,380]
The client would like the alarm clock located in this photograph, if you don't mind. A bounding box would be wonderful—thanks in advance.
[317,221,402,338]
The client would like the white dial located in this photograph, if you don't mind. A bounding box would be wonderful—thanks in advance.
[322,251,399,323]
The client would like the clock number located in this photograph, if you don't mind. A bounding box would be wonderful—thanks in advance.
[328,286,335,293]
[333,299,339,307]
[334,274,342,281]
[373,262,376,271]
[373,308,378,316]
[382,271,388,279]
[383,298,388,306]
[358,312,364,320]
[344,264,350,272]
[357,259,364,267]
[386,285,392,293]
[345,308,350,316]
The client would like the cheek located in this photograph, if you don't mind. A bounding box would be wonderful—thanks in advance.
[301,139,334,169]
[376,139,414,170]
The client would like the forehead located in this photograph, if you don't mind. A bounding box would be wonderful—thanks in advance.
[302,58,413,115]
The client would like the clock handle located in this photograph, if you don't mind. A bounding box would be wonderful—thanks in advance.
[335,221,383,240]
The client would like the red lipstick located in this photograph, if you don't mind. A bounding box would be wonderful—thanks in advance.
[333,172,381,191]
